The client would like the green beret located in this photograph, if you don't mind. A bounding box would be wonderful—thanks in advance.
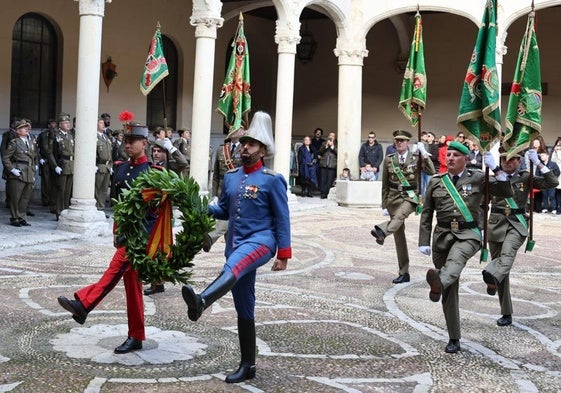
[447,141,469,155]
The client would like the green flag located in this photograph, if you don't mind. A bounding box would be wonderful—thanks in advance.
[503,11,542,160]
[398,11,427,127]
[457,0,500,152]
[140,25,169,96]
[217,13,251,131]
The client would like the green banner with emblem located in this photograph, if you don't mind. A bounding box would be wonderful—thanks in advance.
[456,0,500,152]
[140,24,169,96]
[502,11,542,161]
[398,11,426,127]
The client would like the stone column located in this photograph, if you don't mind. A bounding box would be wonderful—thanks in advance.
[273,20,300,186]
[189,1,223,194]
[333,43,368,179]
[58,0,112,235]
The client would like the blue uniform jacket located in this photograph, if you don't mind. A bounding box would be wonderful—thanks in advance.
[210,160,292,260]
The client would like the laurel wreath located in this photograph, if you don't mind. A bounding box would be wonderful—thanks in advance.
[113,168,215,284]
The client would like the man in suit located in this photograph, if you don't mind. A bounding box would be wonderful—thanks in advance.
[2,120,37,226]
[482,148,558,326]
[419,141,512,353]
[371,129,435,284]
[95,117,113,212]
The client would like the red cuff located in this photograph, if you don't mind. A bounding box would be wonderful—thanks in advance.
[277,247,292,259]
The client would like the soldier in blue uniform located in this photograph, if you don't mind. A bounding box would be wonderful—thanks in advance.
[182,111,292,384]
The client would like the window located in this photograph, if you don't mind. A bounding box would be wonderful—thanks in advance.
[11,13,58,127]
[146,35,178,130]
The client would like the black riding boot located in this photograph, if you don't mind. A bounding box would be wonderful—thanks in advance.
[182,271,236,321]
[301,183,307,197]
[225,318,256,383]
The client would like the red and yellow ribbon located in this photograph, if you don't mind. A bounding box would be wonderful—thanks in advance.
[141,187,173,259]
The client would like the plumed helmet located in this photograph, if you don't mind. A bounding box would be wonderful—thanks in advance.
[239,111,275,158]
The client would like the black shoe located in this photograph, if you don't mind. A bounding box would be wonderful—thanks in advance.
[144,284,165,296]
[370,226,385,245]
[57,296,87,324]
[445,339,461,353]
[426,269,442,302]
[114,337,142,354]
[19,219,31,226]
[306,192,313,197]
[320,195,327,199]
[225,363,256,383]
[497,314,512,326]
[26,211,35,216]
[202,234,212,253]
[182,284,204,321]
[9,220,21,227]
[482,270,498,296]
[392,273,410,284]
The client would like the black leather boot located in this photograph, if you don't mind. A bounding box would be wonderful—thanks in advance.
[182,271,236,321]
[225,318,256,383]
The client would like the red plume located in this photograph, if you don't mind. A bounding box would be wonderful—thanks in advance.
[119,110,134,123]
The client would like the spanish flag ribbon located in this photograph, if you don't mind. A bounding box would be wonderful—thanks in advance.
[142,188,173,259]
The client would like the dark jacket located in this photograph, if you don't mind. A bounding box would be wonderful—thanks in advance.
[359,141,383,170]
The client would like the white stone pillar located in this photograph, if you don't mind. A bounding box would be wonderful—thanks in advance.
[189,5,223,194]
[273,22,300,184]
[58,0,111,235]
[334,45,368,179]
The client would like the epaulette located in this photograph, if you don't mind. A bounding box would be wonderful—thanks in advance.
[263,168,277,176]
[151,164,164,171]
[114,160,126,167]
[433,172,446,178]
[226,167,240,174]
[388,152,397,157]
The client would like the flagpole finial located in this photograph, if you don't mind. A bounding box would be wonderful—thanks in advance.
[417,3,420,14]
[156,21,161,30]
[239,11,243,21]
[531,0,535,11]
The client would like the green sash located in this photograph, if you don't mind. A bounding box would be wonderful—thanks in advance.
[390,156,421,214]
[441,175,479,235]
[504,197,534,252]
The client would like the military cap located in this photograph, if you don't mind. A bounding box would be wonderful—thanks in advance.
[447,141,469,155]
[153,139,168,151]
[393,129,412,140]
[100,113,111,119]
[58,113,71,123]
[124,122,148,139]
[227,125,245,139]
[15,119,30,129]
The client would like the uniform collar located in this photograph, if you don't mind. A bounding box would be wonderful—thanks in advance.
[243,160,263,174]
[129,155,148,167]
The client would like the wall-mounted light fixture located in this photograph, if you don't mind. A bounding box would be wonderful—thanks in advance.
[101,56,118,92]
[296,20,318,63]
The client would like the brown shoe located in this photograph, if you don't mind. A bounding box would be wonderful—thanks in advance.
[426,269,442,302]
[482,270,498,296]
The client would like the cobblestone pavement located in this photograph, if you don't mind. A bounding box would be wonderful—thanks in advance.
[0,198,560,392]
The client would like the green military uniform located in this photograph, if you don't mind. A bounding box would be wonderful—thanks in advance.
[484,159,558,322]
[2,120,37,225]
[48,114,75,218]
[95,131,113,210]
[420,164,512,342]
[173,130,191,177]
[37,126,55,209]
[212,140,243,198]
[375,134,435,280]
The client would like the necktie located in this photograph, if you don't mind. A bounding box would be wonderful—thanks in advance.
[230,143,236,155]
[452,175,459,185]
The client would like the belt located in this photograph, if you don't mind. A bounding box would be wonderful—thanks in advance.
[437,220,478,230]
[96,159,111,165]
[491,207,525,216]
[389,184,415,191]
[16,160,30,164]
[62,155,74,161]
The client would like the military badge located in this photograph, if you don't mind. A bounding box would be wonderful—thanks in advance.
[243,185,259,199]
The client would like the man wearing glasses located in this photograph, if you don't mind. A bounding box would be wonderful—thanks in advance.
[359,132,383,181]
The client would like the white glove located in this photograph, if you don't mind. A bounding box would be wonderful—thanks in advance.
[495,171,507,181]
[95,166,99,173]
[526,149,541,166]
[382,208,389,216]
[109,167,114,176]
[10,168,21,177]
[55,166,63,175]
[162,138,177,154]
[35,165,38,172]
[483,152,497,170]
[209,196,219,206]
[39,158,46,165]
[417,142,429,156]
[419,246,432,256]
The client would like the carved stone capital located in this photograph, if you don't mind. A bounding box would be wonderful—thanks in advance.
[74,0,110,17]
[333,48,369,66]
[275,18,301,54]
[190,17,223,39]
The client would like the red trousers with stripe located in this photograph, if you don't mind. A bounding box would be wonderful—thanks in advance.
[74,246,145,340]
